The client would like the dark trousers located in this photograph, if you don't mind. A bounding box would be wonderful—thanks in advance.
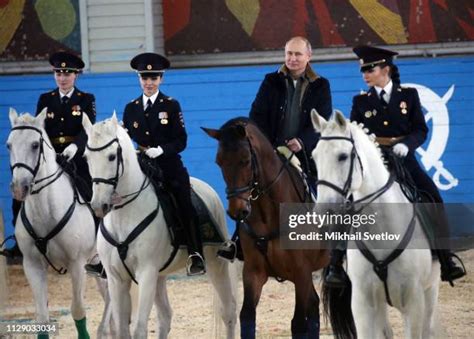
[150,156,202,255]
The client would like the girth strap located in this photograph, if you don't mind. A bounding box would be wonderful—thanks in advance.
[239,221,285,282]
[100,206,159,284]
[21,198,76,274]
[355,213,416,307]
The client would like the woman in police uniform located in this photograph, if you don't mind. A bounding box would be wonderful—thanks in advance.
[2,52,96,259]
[325,45,465,287]
[124,53,205,276]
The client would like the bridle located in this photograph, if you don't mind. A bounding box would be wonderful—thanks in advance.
[315,134,395,212]
[86,138,151,209]
[9,126,63,194]
[224,136,287,204]
[86,138,124,190]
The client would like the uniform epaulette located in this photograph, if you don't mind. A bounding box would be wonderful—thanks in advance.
[167,97,174,101]
[359,90,367,95]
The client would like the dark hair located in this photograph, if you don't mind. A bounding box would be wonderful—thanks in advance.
[389,64,400,84]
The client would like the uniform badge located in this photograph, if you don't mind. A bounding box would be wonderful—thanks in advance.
[159,99,164,103]
[72,105,82,116]
[161,119,168,125]
[77,92,82,96]
[47,112,54,119]
[179,112,185,127]
[372,109,377,116]
[133,121,139,128]
[364,110,372,118]
[158,112,168,119]
[400,101,408,114]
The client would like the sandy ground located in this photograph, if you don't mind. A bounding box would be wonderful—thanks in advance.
[1,250,473,338]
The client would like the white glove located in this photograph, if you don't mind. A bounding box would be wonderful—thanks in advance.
[145,146,164,159]
[392,143,409,158]
[62,144,78,161]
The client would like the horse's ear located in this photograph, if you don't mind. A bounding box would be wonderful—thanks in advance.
[235,124,247,138]
[82,113,93,136]
[111,110,118,125]
[9,107,19,127]
[334,110,347,128]
[36,107,48,127]
[311,109,327,133]
[201,127,221,140]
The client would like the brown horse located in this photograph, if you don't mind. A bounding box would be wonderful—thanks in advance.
[203,117,330,338]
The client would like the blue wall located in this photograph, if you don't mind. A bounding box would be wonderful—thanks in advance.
[1,56,473,240]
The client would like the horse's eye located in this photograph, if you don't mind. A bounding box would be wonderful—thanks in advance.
[32,141,39,150]
[338,153,348,162]
[108,154,116,161]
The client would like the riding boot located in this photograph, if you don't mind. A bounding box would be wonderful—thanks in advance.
[324,249,348,288]
[438,249,466,284]
[185,214,206,276]
[0,241,22,259]
[84,262,107,279]
[433,204,466,284]
[217,222,243,261]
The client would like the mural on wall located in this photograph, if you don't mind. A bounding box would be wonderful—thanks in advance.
[0,0,81,62]
[163,0,474,55]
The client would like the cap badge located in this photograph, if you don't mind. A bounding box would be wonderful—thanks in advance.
[61,62,66,67]
[147,64,152,70]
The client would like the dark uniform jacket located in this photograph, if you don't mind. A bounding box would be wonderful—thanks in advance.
[350,84,428,152]
[249,64,332,154]
[122,91,187,171]
[36,87,96,154]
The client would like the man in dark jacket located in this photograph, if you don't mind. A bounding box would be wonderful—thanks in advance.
[249,36,333,176]
[218,37,333,261]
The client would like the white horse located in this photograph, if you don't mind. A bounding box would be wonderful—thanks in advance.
[312,110,440,339]
[7,108,113,338]
[82,113,237,339]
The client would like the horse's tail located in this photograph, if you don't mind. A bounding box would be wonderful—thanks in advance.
[322,268,357,339]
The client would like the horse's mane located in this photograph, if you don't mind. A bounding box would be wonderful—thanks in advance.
[347,120,387,169]
[218,116,273,151]
[89,118,135,155]
[16,113,37,124]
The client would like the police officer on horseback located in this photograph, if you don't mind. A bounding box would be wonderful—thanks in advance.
[123,52,205,275]
[2,51,95,259]
[324,45,466,287]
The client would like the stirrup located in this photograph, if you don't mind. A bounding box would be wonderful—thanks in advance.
[216,240,237,262]
[186,253,206,276]
[441,253,467,286]
[85,263,107,279]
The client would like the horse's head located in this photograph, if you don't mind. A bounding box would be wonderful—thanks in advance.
[7,108,50,201]
[83,112,130,217]
[311,109,366,206]
[203,118,258,221]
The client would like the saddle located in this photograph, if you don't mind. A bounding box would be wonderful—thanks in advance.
[138,156,225,249]
[276,146,316,202]
[382,148,437,249]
